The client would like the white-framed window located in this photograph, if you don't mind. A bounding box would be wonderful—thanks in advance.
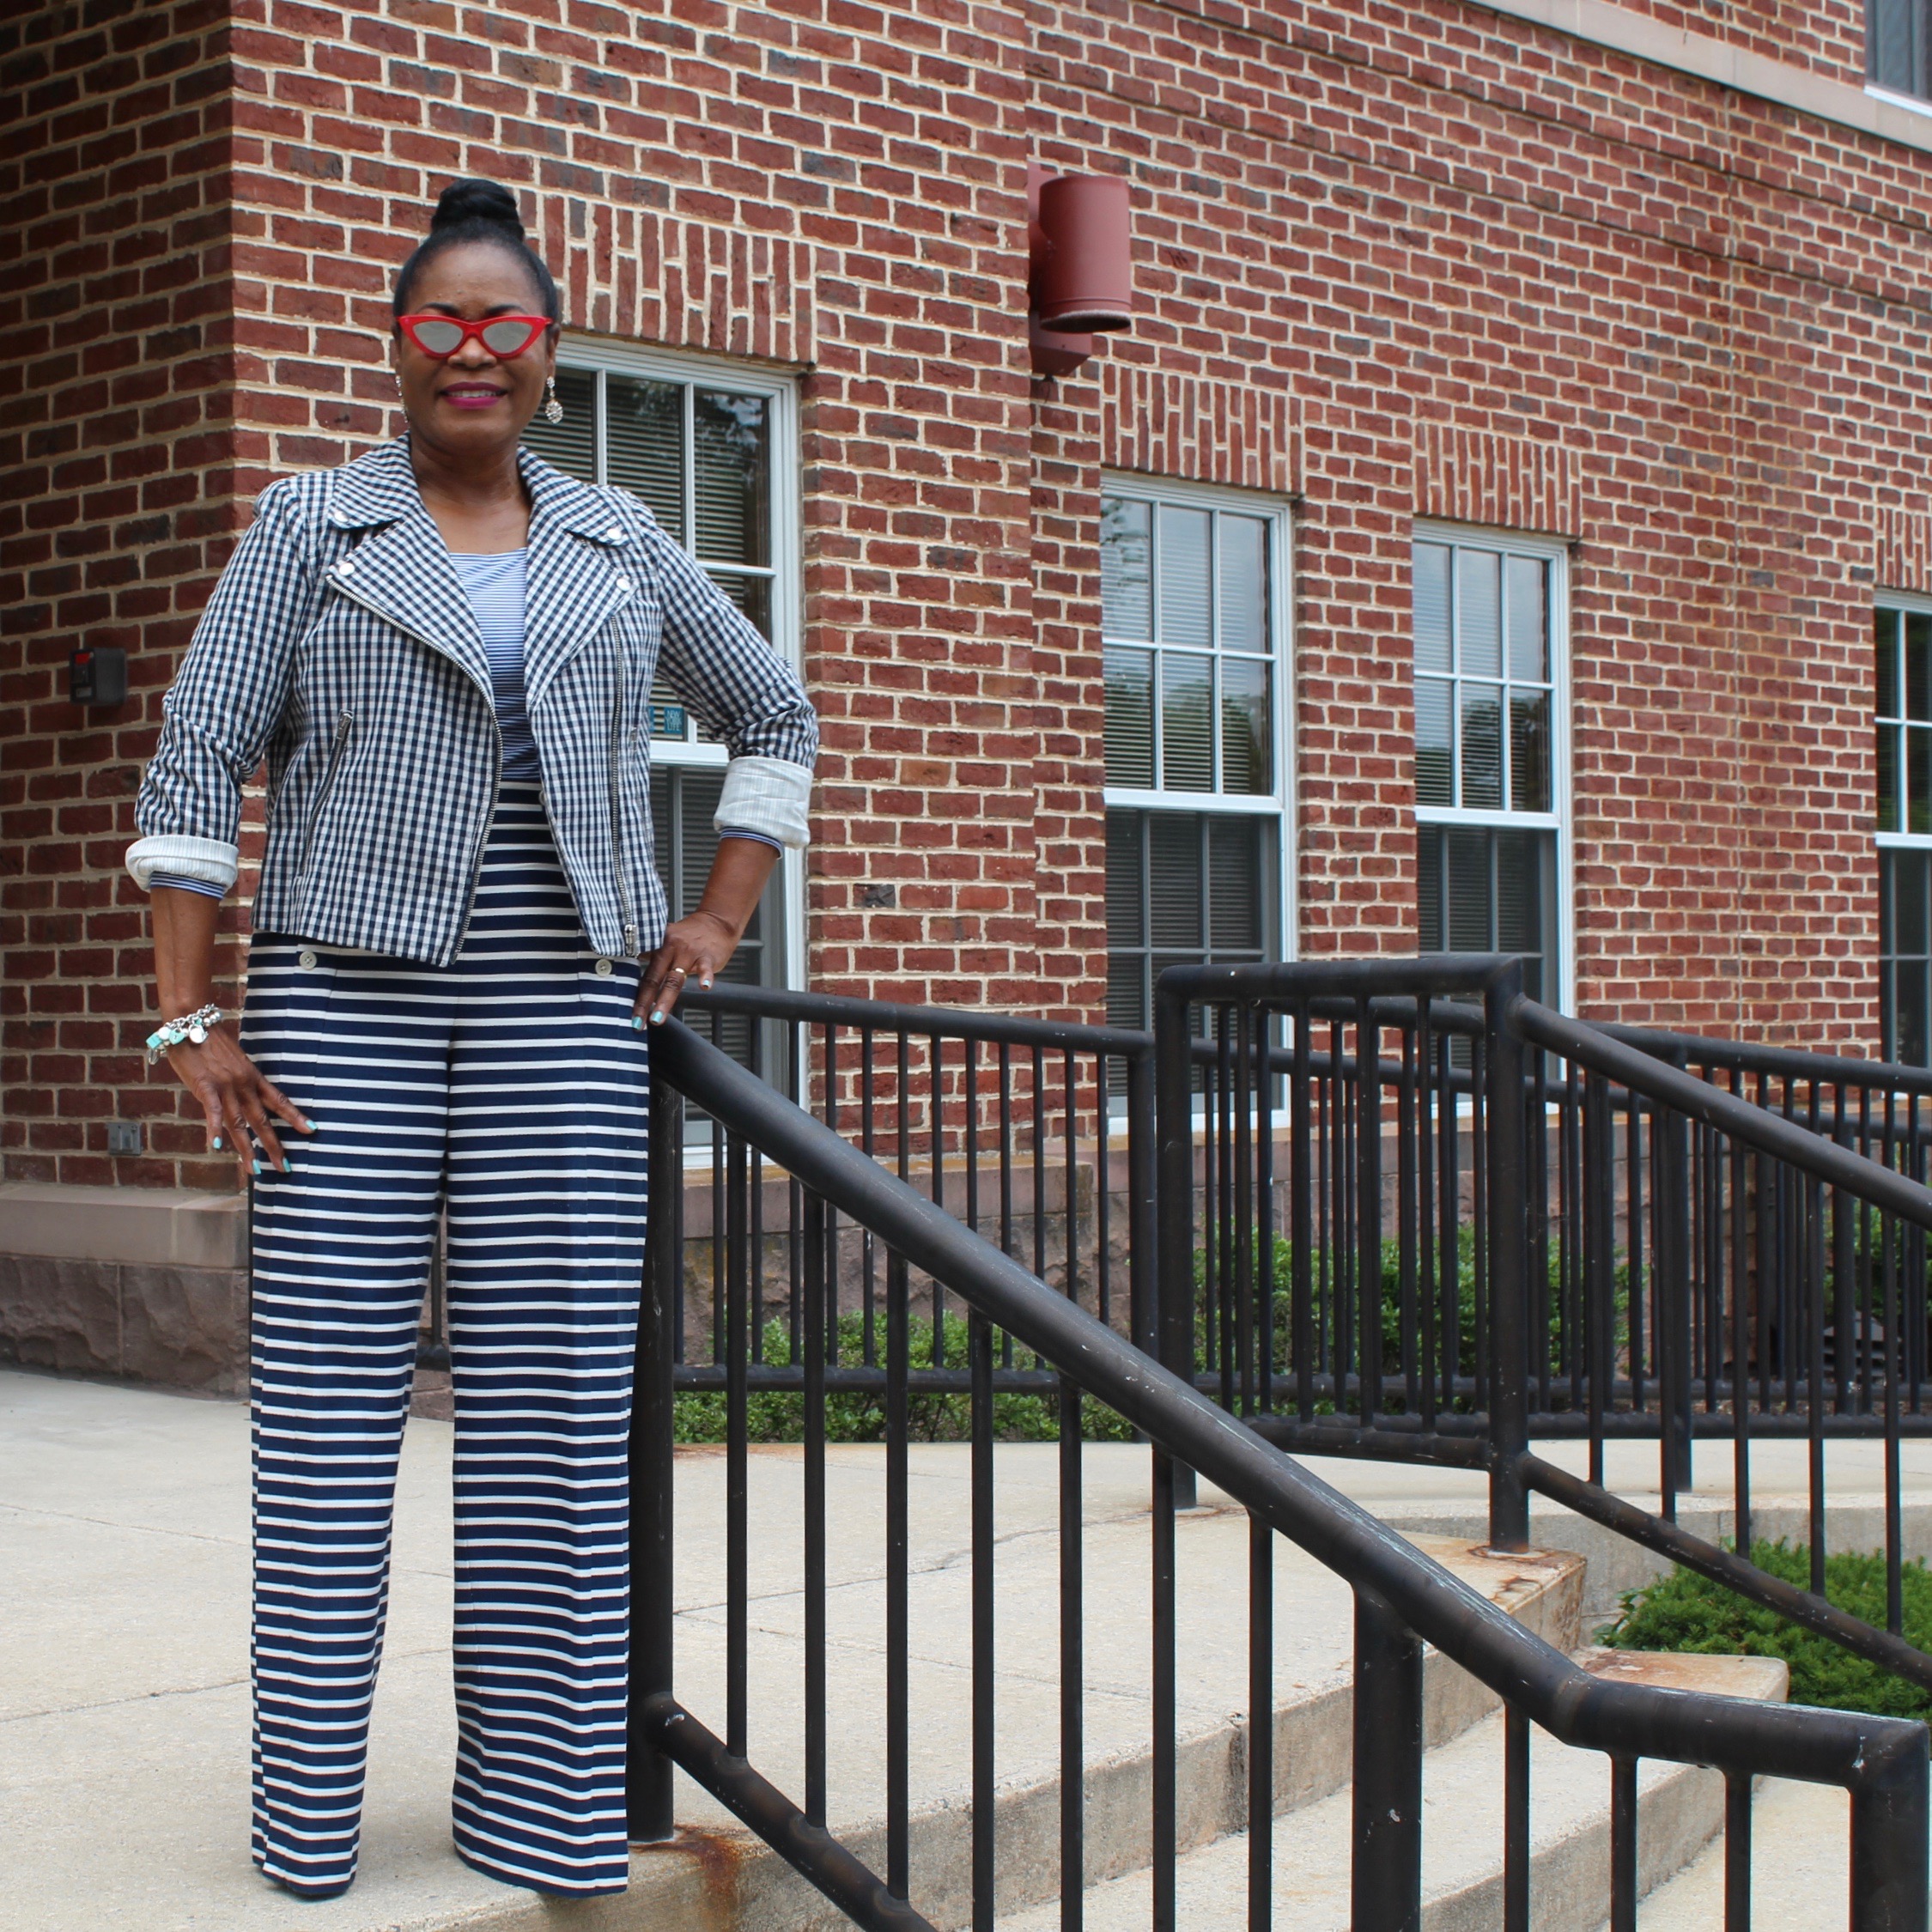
[1869,0,1930,102]
[1875,595,1932,1064]
[1412,523,1571,1010]
[1101,476,1293,1032]
[523,341,803,1019]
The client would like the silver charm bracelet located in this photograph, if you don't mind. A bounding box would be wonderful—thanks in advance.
[146,1003,224,1066]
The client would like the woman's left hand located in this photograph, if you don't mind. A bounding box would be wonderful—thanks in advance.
[635,912,735,1026]
[634,834,781,1027]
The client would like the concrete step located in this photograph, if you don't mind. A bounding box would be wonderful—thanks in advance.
[1614,1772,1850,1930]
[996,1650,1789,1932]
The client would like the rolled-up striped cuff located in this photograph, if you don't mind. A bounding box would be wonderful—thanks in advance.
[126,834,240,894]
[149,872,227,900]
[714,755,812,849]
[718,826,782,854]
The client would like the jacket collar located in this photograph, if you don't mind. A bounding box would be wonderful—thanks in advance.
[319,439,634,714]
[324,436,622,543]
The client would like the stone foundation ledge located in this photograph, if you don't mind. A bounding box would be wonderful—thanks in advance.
[0,1182,247,1395]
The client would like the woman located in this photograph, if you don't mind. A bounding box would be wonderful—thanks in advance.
[126,179,816,1901]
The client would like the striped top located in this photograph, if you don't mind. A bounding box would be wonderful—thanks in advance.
[450,549,538,782]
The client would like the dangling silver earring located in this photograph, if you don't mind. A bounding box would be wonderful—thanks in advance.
[544,375,564,425]
[392,369,403,398]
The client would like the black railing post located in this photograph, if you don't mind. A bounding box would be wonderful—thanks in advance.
[1850,1739,1930,1932]
[626,1068,680,1843]
[1657,1100,1693,1518]
[1486,960,1530,1551]
[1352,1588,1423,1932]
[1127,1043,1158,1361]
[1155,972,1199,1509]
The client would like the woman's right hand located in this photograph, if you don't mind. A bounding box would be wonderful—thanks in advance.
[165,1023,312,1182]
[149,884,312,1182]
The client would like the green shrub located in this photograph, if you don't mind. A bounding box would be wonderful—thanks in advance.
[1598,1539,1932,1720]
[673,1310,1137,1447]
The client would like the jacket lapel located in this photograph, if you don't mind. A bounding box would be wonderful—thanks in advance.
[323,441,492,698]
[519,449,635,715]
[316,439,634,715]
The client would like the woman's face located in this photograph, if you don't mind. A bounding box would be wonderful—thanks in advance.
[391,241,557,465]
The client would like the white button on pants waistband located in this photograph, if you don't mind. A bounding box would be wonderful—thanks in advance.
[298,949,319,969]
[594,957,614,976]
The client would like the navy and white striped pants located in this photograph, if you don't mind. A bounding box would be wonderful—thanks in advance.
[241,786,647,1899]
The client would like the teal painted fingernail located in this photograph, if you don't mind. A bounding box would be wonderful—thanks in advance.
[631,1016,644,1030]
[280,1157,292,1173]
[251,1159,262,1176]
[212,1136,222,1151]
[649,1010,665,1025]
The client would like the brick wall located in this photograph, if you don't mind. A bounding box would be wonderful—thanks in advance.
[1,0,244,1194]
[1031,0,1932,1042]
[10,0,1932,1198]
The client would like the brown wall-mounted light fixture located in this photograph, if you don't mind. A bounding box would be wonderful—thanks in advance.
[1028,163,1133,378]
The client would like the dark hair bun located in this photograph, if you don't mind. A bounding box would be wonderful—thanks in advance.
[430,179,524,237]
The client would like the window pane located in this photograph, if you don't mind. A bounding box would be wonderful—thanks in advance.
[606,375,684,534]
[1879,611,1900,719]
[1446,828,1492,954]
[1880,724,1899,834]
[693,391,770,566]
[1911,726,1931,835]
[1107,952,1147,1033]
[1157,505,1212,647]
[1899,963,1929,1070]
[1147,816,1202,947]
[1105,811,1144,945]
[1219,657,1271,794]
[1105,647,1155,787]
[1510,689,1550,811]
[520,365,597,478]
[1101,497,1153,639]
[1218,514,1269,654]
[1414,544,1451,675]
[1461,683,1503,809]
[1911,614,1932,720]
[1505,556,1547,682]
[1416,677,1453,805]
[1417,829,1442,950]
[1456,548,1501,678]
[1898,846,1930,957]
[1160,653,1214,791]
[1208,817,1263,951]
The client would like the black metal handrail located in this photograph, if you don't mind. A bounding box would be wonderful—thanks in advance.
[631,1011,1930,1932]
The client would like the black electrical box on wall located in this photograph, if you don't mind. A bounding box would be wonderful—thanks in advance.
[70,646,127,707]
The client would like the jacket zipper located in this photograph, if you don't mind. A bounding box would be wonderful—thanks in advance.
[611,680,638,958]
[298,710,355,879]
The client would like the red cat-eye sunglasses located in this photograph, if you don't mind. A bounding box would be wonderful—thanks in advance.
[396,313,554,361]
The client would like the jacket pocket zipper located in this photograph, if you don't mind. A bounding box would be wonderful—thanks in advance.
[298,710,355,881]
[610,686,637,958]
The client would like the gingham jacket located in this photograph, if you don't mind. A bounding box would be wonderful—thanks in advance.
[128,438,817,966]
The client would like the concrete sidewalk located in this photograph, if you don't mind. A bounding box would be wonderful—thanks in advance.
[3,1367,1928,1932]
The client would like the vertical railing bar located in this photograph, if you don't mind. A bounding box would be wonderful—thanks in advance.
[1608,1754,1637,1932]
[887,1036,911,1898]
[971,1303,995,1932]
[803,1189,828,1828]
[1248,1514,1273,1932]
[1398,1012,1419,1421]
[1293,1001,1314,1423]
[1724,1770,1752,1932]
[1503,1706,1530,1932]
[1236,1005,1256,1419]
[1151,1448,1177,1932]
[726,1124,750,1759]
[861,1030,877,1367]
[1060,1270,1085,1929]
